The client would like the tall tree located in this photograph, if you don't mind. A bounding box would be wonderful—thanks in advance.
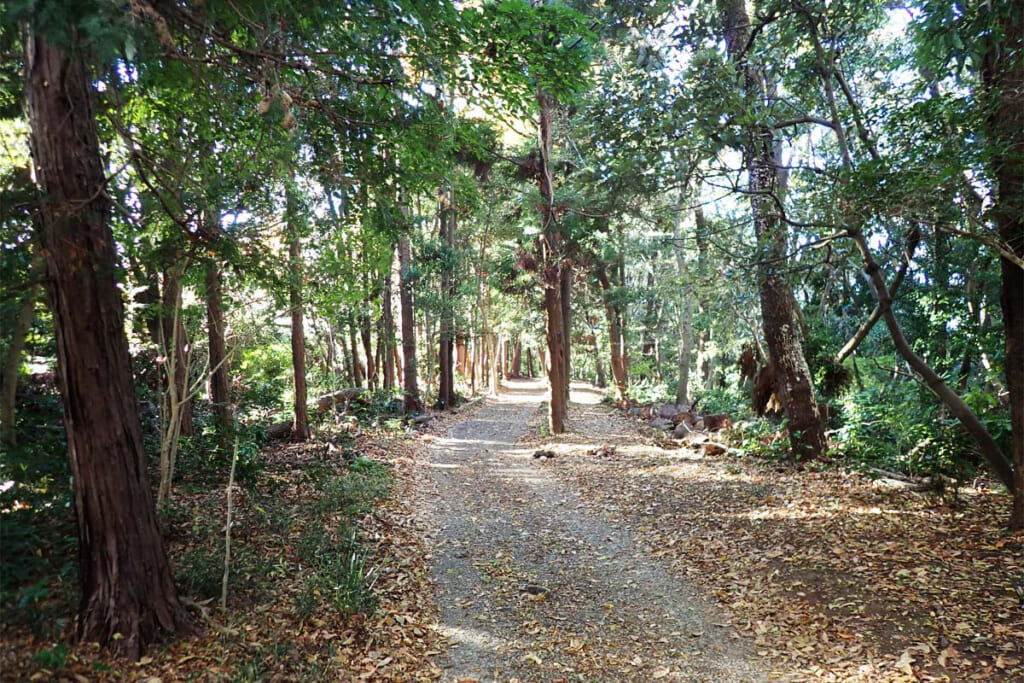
[286,177,309,442]
[398,234,423,412]
[23,22,190,657]
[717,0,827,459]
[980,3,1024,527]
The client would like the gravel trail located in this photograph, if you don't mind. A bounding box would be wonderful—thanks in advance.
[417,379,765,682]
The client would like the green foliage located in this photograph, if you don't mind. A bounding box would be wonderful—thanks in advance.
[835,381,980,484]
[698,385,752,421]
[237,342,292,417]
[294,527,377,620]
[625,377,669,405]
[313,457,391,517]
[730,418,792,462]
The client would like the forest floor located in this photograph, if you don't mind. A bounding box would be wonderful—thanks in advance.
[3,380,1023,682]
[512,383,1024,683]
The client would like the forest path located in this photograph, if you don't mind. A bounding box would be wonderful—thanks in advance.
[415,379,765,682]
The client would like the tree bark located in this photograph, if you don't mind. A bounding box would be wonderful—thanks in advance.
[25,29,190,657]
[674,198,693,406]
[595,265,628,396]
[381,249,396,391]
[287,183,309,442]
[982,9,1024,526]
[538,89,567,432]
[205,258,232,441]
[359,308,376,391]
[398,235,422,411]
[437,189,457,408]
[510,339,522,378]
[348,312,364,387]
[719,0,826,459]
[560,261,572,398]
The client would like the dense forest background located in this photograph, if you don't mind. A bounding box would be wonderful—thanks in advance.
[0,0,1021,677]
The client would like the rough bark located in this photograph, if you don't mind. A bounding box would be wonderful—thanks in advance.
[205,259,231,438]
[510,339,523,378]
[595,265,628,396]
[982,8,1024,526]
[398,235,422,412]
[287,186,309,442]
[25,29,190,657]
[561,262,573,396]
[538,89,567,433]
[381,249,396,391]
[437,192,457,408]
[719,0,826,459]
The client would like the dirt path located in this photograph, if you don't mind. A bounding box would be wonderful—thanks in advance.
[416,379,764,682]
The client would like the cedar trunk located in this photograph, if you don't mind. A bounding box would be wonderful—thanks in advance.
[560,261,572,401]
[437,195,457,408]
[510,339,522,378]
[983,13,1024,526]
[382,250,396,391]
[205,260,232,441]
[287,187,309,442]
[25,29,190,657]
[398,236,423,411]
[596,266,628,396]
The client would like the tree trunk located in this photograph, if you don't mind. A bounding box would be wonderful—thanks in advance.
[381,249,397,392]
[160,267,193,437]
[510,339,522,378]
[456,333,469,377]
[25,29,190,657]
[287,184,309,442]
[595,266,628,396]
[526,347,535,378]
[673,198,693,407]
[398,235,422,411]
[538,89,567,433]
[490,334,501,395]
[1,262,39,447]
[719,0,826,459]
[359,309,376,391]
[205,258,232,441]
[560,261,572,400]
[437,191,457,408]
[983,11,1024,526]
[348,313,364,387]
[641,271,658,374]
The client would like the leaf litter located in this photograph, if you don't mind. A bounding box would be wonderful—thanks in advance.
[521,387,1024,682]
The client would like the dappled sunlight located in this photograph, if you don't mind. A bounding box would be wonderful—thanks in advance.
[432,623,505,654]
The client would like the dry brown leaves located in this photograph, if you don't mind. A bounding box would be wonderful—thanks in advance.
[1,423,447,682]
[523,399,1024,683]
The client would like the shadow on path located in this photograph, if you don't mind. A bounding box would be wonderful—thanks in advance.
[418,379,765,682]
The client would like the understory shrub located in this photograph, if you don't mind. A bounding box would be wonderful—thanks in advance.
[834,381,984,485]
